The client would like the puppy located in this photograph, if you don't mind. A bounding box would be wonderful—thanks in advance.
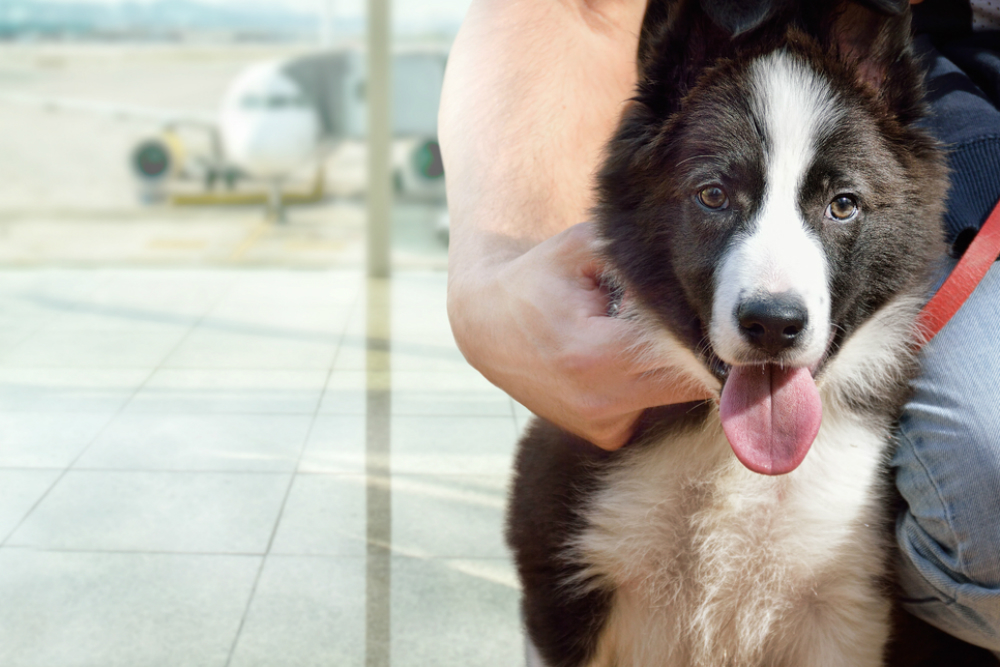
[507,1,949,665]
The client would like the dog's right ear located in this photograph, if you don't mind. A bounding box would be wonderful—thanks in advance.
[636,0,737,119]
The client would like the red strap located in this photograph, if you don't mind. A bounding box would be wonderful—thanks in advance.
[916,197,1000,346]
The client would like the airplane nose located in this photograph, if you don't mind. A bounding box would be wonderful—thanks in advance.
[737,294,808,356]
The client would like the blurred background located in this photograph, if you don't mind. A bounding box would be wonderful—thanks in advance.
[0,0,454,266]
[0,2,531,666]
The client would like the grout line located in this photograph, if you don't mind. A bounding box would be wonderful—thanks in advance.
[0,543,514,563]
[0,545,270,557]
[38,468,305,475]
[326,277,366,374]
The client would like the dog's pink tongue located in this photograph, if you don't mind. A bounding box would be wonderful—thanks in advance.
[720,365,821,475]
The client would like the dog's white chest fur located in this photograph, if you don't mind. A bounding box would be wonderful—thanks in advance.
[572,398,894,667]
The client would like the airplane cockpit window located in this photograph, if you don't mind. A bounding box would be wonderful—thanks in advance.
[241,94,309,109]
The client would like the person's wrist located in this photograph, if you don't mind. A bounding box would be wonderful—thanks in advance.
[446,251,511,371]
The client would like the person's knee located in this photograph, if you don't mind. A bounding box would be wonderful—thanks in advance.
[895,517,1000,650]
[895,423,1000,649]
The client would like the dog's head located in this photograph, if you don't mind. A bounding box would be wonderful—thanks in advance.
[598,0,948,474]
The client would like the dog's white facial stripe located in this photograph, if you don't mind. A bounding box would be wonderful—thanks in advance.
[711,52,838,365]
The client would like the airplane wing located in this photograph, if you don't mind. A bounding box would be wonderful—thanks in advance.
[0,92,217,128]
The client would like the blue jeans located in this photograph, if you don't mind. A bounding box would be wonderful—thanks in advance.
[894,258,1000,651]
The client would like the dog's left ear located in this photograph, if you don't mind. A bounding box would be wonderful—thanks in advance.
[812,0,924,122]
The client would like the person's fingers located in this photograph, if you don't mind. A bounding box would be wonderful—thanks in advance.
[584,313,696,376]
[627,368,715,408]
[551,222,612,282]
[570,411,642,451]
[575,375,712,450]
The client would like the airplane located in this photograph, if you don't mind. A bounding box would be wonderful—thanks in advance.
[0,45,448,223]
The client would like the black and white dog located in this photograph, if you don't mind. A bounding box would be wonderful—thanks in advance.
[507,1,949,665]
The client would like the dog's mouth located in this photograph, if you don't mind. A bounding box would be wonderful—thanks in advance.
[718,363,822,475]
[611,289,834,476]
[699,330,836,477]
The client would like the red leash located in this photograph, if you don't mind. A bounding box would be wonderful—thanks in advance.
[916,197,1000,346]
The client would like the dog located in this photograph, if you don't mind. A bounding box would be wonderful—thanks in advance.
[506,1,951,665]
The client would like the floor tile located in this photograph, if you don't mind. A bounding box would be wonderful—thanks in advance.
[0,293,75,329]
[0,368,151,412]
[1,329,186,368]
[0,325,37,356]
[391,475,509,559]
[202,300,352,336]
[389,335,476,372]
[162,328,339,370]
[77,414,314,472]
[327,295,367,373]
[0,470,62,541]
[390,309,454,341]
[126,369,327,414]
[220,271,362,307]
[391,304,453,339]
[0,269,106,301]
[297,414,366,473]
[43,306,199,332]
[269,475,367,556]
[80,271,230,315]
[39,272,220,331]
[331,331,367,371]
[6,470,291,553]
[391,415,519,475]
[0,549,258,667]
[0,412,113,468]
[391,273,449,324]
[391,370,513,416]
[228,556,365,667]
[317,370,367,415]
[390,556,523,667]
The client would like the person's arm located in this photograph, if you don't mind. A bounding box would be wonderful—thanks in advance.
[440,0,710,450]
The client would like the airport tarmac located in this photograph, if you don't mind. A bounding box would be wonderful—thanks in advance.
[0,200,448,268]
[0,43,449,268]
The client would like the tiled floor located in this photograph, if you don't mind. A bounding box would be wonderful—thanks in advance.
[0,268,526,667]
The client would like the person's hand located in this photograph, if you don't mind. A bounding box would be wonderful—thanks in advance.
[448,222,713,451]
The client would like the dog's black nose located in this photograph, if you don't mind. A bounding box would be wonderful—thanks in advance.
[737,294,808,356]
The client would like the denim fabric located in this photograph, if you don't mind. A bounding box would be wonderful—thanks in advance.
[894,259,1000,650]
[915,34,1000,243]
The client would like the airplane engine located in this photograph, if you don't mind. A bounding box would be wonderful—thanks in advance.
[393,138,445,202]
[130,131,185,202]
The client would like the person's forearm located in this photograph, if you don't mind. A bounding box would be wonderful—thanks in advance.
[439,0,647,280]
[438,0,711,450]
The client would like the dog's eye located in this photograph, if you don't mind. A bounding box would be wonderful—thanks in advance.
[697,186,729,211]
[826,195,859,221]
